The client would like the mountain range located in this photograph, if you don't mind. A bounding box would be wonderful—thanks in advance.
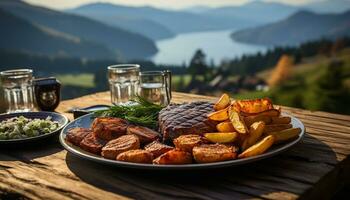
[231,10,350,46]
[0,8,115,59]
[0,0,157,60]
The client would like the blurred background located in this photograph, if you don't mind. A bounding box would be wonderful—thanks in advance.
[0,0,349,114]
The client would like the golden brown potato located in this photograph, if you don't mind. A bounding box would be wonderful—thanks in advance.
[144,141,174,158]
[101,135,140,159]
[263,124,292,133]
[116,149,153,164]
[233,98,273,114]
[193,144,237,163]
[173,134,203,152]
[207,107,229,121]
[266,128,301,144]
[204,132,238,143]
[92,117,128,140]
[241,108,281,117]
[241,121,265,151]
[244,115,271,127]
[153,149,192,165]
[213,93,230,111]
[271,116,291,124]
[216,121,235,132]
[228,106,248,134]
[238,135,274,158]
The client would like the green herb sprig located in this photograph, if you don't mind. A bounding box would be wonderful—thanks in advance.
[94,96,164,128]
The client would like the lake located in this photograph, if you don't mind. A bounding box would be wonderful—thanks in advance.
[152,30,268,66]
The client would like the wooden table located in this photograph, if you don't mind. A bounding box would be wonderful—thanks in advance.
[1,92,349,200]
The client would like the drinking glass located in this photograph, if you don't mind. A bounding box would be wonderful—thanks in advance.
[0,69,35,113]
[108,64,140,105]
[139,71,172,106]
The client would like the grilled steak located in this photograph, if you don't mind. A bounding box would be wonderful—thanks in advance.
[66,127,91,146]
[101,135,140,159]
[92,117,128,141]
[127,125,160,144]
[158,101,217,141]
[79,133,107,154]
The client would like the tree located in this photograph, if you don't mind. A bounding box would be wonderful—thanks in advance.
[268,55,294,87]
[188,49,208,81]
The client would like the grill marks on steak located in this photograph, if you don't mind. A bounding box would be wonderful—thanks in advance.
[159,101,217,141]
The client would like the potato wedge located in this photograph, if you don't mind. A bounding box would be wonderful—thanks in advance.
[204,132,238,143]
[241,121,265,151]
[216,121,235,132]
[238,135,275,158]
[271,116,291,124]
[264,124,292,133]
[241,108,281,117]
[153,149,192,165]
[266,128,301,144]
[228,106,248,134]
[244,115,271,127]
[193,144,237,163]
[234,98,273,114]
[207,107,229,121]
[214,93,230,111]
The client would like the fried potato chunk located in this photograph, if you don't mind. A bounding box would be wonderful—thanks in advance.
[216,121,235,132]
[244,115,271,127]
[193,144,237,163]
[66,127,91,146]
[266,128,301,144]
[153,149,192,165]
[144,141,174,158]
[263,124,292,133]
[101,135,140,159]
[173,134,203,152]
[241,121,265,151]
[204,132,238,143]
[127,125,159,144]
[228,106,248,134]
[213,93,230,111]
[207,107,229,121]
[233,98,273,114]
[238,135,274,158]
[241,108,281,117]
[271,116,291,124]
[117,149,153,164]
[92,117,128,141]
[79,133,107,154]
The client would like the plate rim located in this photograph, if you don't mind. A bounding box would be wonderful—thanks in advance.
[60,112,305,170]
[0,111,69,143]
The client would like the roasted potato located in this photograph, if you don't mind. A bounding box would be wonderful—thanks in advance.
[153,149,192,165]
[101,135,140,159]
[238,135,274,158]
[233,98,273,114]
[193,144,237,163]
[264,124,292,133]
[144,141,174,158]
[241,121,265,151]
[241,108,281,117]
[117,149,153,163]
[207,107,229,121]
[266,128,301,144]
[204,132,238,143]
[173,134,203,152]
[228,106,248,134]
[271,116,291,124]
[213,93,230,111]
[216,121,235,132]
[244,115,271,127]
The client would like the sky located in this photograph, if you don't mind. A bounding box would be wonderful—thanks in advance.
[24,0,322,10]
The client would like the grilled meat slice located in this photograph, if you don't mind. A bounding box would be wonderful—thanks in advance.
[173,134,203,152]
[127,125,159,144]
[79,133,107,154]
[144,141,174,158]
[153,149,193,165]
[158,102,217,141]
[192,144,237,163]
[101,135,140,159]
[66,127,91,146]
[117,149,153,164]
[92,117,129,141]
